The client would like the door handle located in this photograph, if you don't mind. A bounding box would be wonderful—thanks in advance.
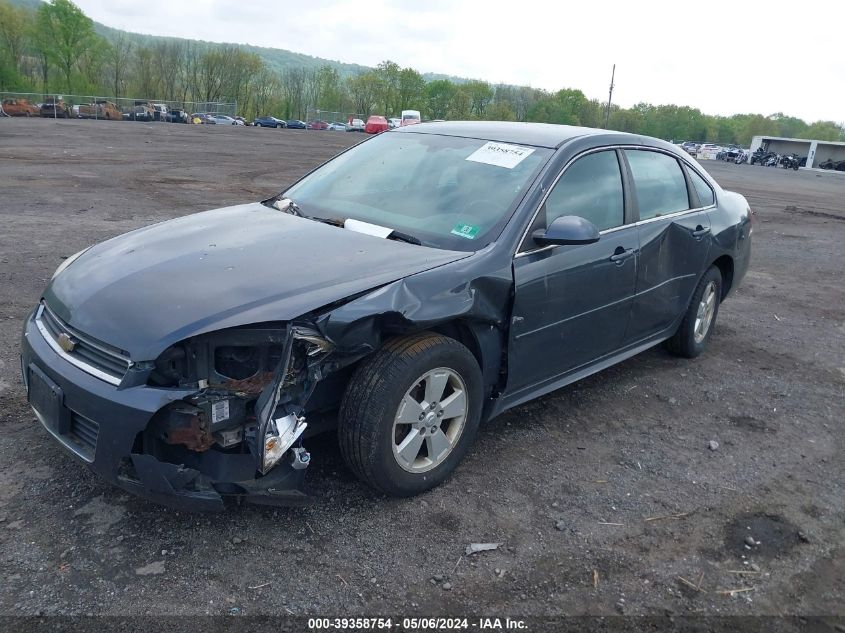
[609,247,636,264]
[692,225,711,238]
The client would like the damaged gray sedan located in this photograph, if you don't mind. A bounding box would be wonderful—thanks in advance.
[20,122,752,510]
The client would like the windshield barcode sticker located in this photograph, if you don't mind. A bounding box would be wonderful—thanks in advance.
[466,142,535,169]
[212,399,230,424]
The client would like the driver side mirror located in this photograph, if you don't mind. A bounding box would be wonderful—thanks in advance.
[532,215,600,247]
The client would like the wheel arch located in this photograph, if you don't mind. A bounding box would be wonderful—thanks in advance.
[711,254,734,300]
[428,320,502,397]
[312,315,505,418]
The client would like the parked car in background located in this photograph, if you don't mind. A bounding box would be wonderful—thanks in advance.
[400,109,421,126]
[40,98,71,118]
[234,116,250,126]
[698,143,722,153]
[286,119,307,129]
[21,121,751,509]
[307,120,329,130]
[151,104,168,121]
[681,141,699,156]
[1,98,40,117]
[77,100,122,120]
[166,108,189,123]
[254,116,287,128]
[388,117,401,129]
[190,113,216,124]
[211,114,241,125]
[365,115,389,134]
[347,118,365,132]
[327,122,348,131]
[130,102,155,122]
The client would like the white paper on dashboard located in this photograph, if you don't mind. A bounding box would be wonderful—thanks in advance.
[465,141,535,169]
[344,218,394,238]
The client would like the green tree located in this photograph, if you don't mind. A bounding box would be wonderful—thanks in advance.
[528,88,590,125]
[739,114,778,143]
[485,101,516,121]
[347,70,380,117]
[34,0,96,92]
[464,79,493,118]
[607,105,643,133]
[104,33,133,97]
[0,0,29,88]
[770,113,808,139]
[425,79,455,119]
[75,35,107,93]
[448,87,471,119]
[135,46,159,97]
[315,65,343,112]
[375,59,401,114]
[802,121,842,142]
[397,67,425,113]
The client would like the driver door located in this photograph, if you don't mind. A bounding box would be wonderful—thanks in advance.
[507,149,639,396]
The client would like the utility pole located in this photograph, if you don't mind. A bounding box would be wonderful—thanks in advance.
[604,64,615,129]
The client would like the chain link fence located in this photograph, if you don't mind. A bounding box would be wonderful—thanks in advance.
[0,92,237,123]
[304,107,367,130]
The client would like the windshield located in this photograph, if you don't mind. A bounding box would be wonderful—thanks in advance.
[283,132,552,251]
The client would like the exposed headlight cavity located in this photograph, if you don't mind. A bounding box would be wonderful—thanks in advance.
[214,346,261,380]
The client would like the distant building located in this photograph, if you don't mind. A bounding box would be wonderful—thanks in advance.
[749,136,845,169]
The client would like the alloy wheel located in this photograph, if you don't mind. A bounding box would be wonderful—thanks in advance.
[392,368,468,473]
[694,281,717,344]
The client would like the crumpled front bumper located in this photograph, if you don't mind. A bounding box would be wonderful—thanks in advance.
[20,310,308,512]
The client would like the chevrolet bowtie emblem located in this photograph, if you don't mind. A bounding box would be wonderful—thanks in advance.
[57,332,76,353]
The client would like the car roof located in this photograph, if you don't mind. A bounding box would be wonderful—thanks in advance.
[393,121,639,149]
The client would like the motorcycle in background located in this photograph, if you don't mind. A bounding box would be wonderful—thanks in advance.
[782,154,801,170]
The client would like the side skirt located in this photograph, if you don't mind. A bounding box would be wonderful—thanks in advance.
[487,323,680,421]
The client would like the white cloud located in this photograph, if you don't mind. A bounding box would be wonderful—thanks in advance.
[73,0,845,122]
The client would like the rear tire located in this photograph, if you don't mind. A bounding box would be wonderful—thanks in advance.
[666,266,722,358]
[338,332,483,497]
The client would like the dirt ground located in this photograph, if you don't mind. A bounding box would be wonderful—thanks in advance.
[0,119,843,621]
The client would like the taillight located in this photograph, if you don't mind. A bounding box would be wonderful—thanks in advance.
[748,207,754,233]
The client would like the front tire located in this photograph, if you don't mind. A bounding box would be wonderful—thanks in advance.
[666,266,722,358]
[338,333,483,497]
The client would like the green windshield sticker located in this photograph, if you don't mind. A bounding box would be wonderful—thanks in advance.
[451,223,480,240]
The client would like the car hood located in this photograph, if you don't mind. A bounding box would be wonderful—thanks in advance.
[45,203,468,360]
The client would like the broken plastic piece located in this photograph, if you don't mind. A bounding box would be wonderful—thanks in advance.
[465,543,501,555]
[261,413,307,474]
[214,427,243,448]
[290,447,310,470]
[292,326,334,356]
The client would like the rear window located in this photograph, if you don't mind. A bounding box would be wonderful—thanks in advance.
[626,150,690,220]
[688,169,715,207]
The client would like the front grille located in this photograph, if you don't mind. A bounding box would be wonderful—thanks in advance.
[37,303,131,384]
[68,411,99,457]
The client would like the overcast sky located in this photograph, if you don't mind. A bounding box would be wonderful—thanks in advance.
[73,0,845,122]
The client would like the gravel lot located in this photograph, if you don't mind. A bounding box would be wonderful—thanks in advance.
[0,119,843,619]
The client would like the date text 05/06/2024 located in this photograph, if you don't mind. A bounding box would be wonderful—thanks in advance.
[307,617,528,630]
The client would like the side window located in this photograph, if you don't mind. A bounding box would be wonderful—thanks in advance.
[687,168,715,207]
[544,151,624,232]
[626,150,690,220]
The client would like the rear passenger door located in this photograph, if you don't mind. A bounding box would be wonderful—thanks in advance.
[623,149,712,342]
